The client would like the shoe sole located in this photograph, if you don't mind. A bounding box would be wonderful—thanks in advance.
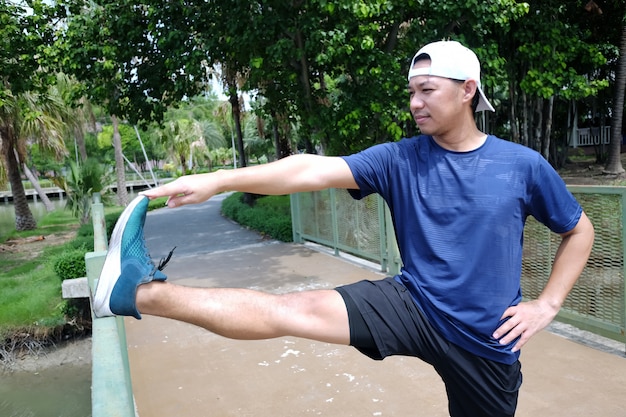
[92,195,147,317]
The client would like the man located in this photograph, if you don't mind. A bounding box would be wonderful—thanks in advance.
[94,40,594,416]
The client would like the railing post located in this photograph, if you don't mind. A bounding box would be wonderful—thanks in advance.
[86,193,137,417]
[330,188,340,256]
[377,195,388,273]
[384,203,402,277]
[86,192,107,301]
[290,193,303,243]
[91,193,107,252]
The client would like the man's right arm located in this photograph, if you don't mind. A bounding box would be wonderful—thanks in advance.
[142,154,358,208]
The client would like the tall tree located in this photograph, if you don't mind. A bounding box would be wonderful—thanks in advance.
[0,0,63,230]
[604,9,626,175]
[59,0,211,204]
[489,1,608,166]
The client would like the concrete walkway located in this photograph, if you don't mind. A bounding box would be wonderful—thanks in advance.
[125,194,626,416]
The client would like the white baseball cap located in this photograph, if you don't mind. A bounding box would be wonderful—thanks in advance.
[407,40,495,112]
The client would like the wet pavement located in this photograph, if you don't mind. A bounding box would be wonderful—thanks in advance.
[125,193,626,416]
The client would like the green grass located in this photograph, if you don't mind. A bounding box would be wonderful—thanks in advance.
[0,197,170,337]
[0,226,78,333]
[0,265,64,329]
[3,210,78,241]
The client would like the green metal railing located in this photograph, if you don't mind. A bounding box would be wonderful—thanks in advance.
[86,194,136,417]
[291,187,626,348]
[291,189,399,274]
[522,186,626,344]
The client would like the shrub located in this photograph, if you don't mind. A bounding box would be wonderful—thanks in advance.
[221,193,292,242]
[53,249,87,280]
[77,223,94,237]
[105,210,123,240]
[66,235,94,251]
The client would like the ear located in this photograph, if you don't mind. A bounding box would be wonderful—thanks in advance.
[463,79,478,104]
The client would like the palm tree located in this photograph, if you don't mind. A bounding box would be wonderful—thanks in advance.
[157,97,226,173]
[0,89,69,231]
[22,74,89,213]
[53,73,97,163]
[242,113,274,163]
[52,158,113,224]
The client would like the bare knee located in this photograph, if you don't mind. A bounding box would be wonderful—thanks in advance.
[275,290,350,345]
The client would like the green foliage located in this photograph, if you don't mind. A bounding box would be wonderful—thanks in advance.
[97,123,134,149]
[53,158,114,225]
[57,0,210,124]
[38,0,626,166]
[221,193,293,242]
[516,17,609,100]
[29,143,65,175]
[105,209,124,240]
[53,248,87,280]
[0,0,58,98]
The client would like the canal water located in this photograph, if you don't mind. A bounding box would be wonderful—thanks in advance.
[0,364,91,417]
[0,198,66,239]
[1,199,92,417]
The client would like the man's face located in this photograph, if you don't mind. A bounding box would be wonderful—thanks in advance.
[408,59,468,136]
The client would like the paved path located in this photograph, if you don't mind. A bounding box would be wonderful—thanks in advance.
[125,194,626,416]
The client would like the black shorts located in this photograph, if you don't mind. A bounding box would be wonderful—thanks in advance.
[335,278,522,417]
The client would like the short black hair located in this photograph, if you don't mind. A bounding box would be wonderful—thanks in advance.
[452,79,479,112]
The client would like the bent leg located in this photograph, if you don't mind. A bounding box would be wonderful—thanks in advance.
[136,281,350,345]
[437,344,521,417]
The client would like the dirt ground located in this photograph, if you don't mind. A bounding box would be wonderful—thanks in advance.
[0,229,77,258]
[2,337,92,373]
[559,151,626,185]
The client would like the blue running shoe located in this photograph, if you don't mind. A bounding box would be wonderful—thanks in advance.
[93,195,174,319]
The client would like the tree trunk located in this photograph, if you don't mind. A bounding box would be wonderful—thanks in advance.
[542,96,554,161]
[521,91,529,147]
[22,162,55,212]
[294,28,316,154]
[508,79,520,143]
[112,114,128,206]
[272,112,281,161]
[0,128,37,231]
[271,110,292,160]
[229,92,246,169]
[533,98,543,153]
[604,24,626,175]
[75,126,88,162]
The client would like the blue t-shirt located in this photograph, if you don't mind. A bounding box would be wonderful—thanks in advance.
[342,135,582,364]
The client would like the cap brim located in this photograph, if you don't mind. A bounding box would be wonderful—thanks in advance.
[476,86,495,112]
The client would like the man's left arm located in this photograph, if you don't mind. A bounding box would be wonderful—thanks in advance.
[493,211,595,352]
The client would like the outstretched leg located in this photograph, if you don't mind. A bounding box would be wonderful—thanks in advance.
[92,195,350,345]
[136,282,350,345]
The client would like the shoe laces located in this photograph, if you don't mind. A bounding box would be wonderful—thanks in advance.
[157,246,176,270]
[149,246,176,276]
